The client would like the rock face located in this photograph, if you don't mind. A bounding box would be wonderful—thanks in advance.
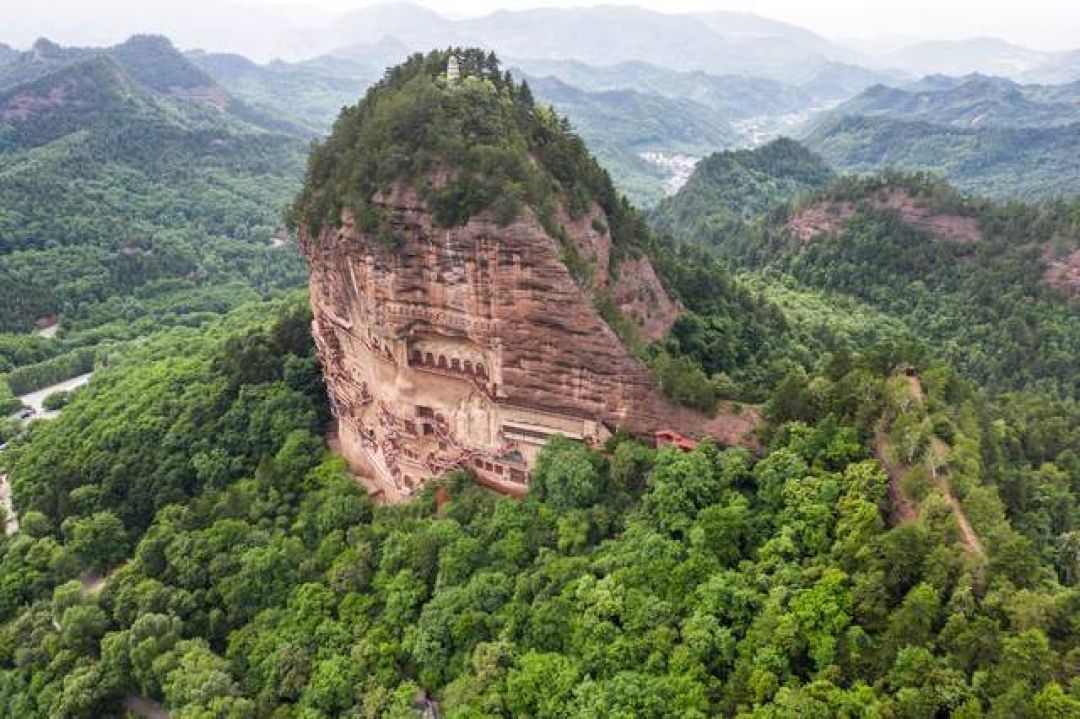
[303,184,745,497]
[788,187,983,244]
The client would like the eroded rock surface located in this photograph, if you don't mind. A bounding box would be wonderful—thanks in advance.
[303,185,753,496]
[788,188,982,244]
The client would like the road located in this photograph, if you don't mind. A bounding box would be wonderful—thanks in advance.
[18,372,93,419]
[1,372,95,535]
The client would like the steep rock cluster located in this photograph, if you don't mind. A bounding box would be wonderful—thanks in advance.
[303,184,751,497]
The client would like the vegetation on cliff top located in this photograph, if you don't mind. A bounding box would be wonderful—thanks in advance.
[291,48,653,261]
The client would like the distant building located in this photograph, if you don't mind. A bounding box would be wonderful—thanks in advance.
[447,55,461,86]
[655,429,698,453]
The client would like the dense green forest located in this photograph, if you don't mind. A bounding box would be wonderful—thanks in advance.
[0,294,1077,717]
[654,146,1080,400]
[0,36,310,402]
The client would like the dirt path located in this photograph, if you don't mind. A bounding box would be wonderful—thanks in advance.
[0,474,18,535]
[929,438,984,556]
[872,432,919,524]
[942,489,985,555]
[873,373,985,557]
[79,570,107,595]
[18,372,93,419]
[0,374,94,536]
[123,695,169,719]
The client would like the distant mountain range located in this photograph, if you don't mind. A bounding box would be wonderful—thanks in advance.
[861,37,1080,85]
[803,74,1080,199]
[173,42,899,206]
[820,74,1080,127]
[3,2,1079,85]
[324,3,858,83]
[5,17,1080,206]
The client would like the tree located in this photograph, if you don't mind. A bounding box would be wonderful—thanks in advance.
[506,651,581,717]
[530,435,604,510]
[62,511,129,574]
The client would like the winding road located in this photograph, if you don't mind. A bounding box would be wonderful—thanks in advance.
[1,372,95,535]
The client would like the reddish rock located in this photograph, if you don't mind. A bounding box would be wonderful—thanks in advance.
[302,184,756,497]
[788,188,982,244]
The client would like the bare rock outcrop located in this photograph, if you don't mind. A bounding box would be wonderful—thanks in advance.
[303,185,753,497]
[788,188,982,244]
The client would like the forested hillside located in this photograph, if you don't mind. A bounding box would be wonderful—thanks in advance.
[650,138,834,239]
[654,142,1080,400]
[0,35,309,403]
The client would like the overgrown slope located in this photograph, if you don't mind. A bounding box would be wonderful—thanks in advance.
[650,138,835,238]
[0,36,308,344]
[657,164,1080,399]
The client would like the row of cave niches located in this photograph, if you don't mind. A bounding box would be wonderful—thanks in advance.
[409,349,488,379]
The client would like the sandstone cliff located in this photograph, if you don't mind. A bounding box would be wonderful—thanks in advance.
[303,184,753,497]
[294,49,757,497]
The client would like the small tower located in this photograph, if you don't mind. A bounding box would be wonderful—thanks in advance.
[446,54,461,87]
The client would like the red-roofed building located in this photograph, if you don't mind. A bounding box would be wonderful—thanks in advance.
[655,429,698,453]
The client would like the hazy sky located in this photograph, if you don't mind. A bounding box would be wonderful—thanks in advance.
[286,0,1080,50]
[1,0,1078,57]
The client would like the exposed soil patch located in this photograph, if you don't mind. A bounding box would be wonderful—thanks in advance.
[168,84,230,110]
[788,201,856,242]
[123,695,170,719]
[701,403,763,452]
[0,85,67,121]
[788,188,983,245]
[1043,247,1080,297]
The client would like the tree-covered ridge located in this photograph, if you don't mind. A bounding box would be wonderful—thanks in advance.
[804,113,1080,201]
[799,72,1080,200]
[650,138,835,238]
[0,298,1077,716]
[0,35,309,340]
[828,74,1080,130]
[291,48,653,260]
[655,167,1080,399]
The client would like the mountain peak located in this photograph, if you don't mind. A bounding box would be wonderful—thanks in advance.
[30,38,63,58]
